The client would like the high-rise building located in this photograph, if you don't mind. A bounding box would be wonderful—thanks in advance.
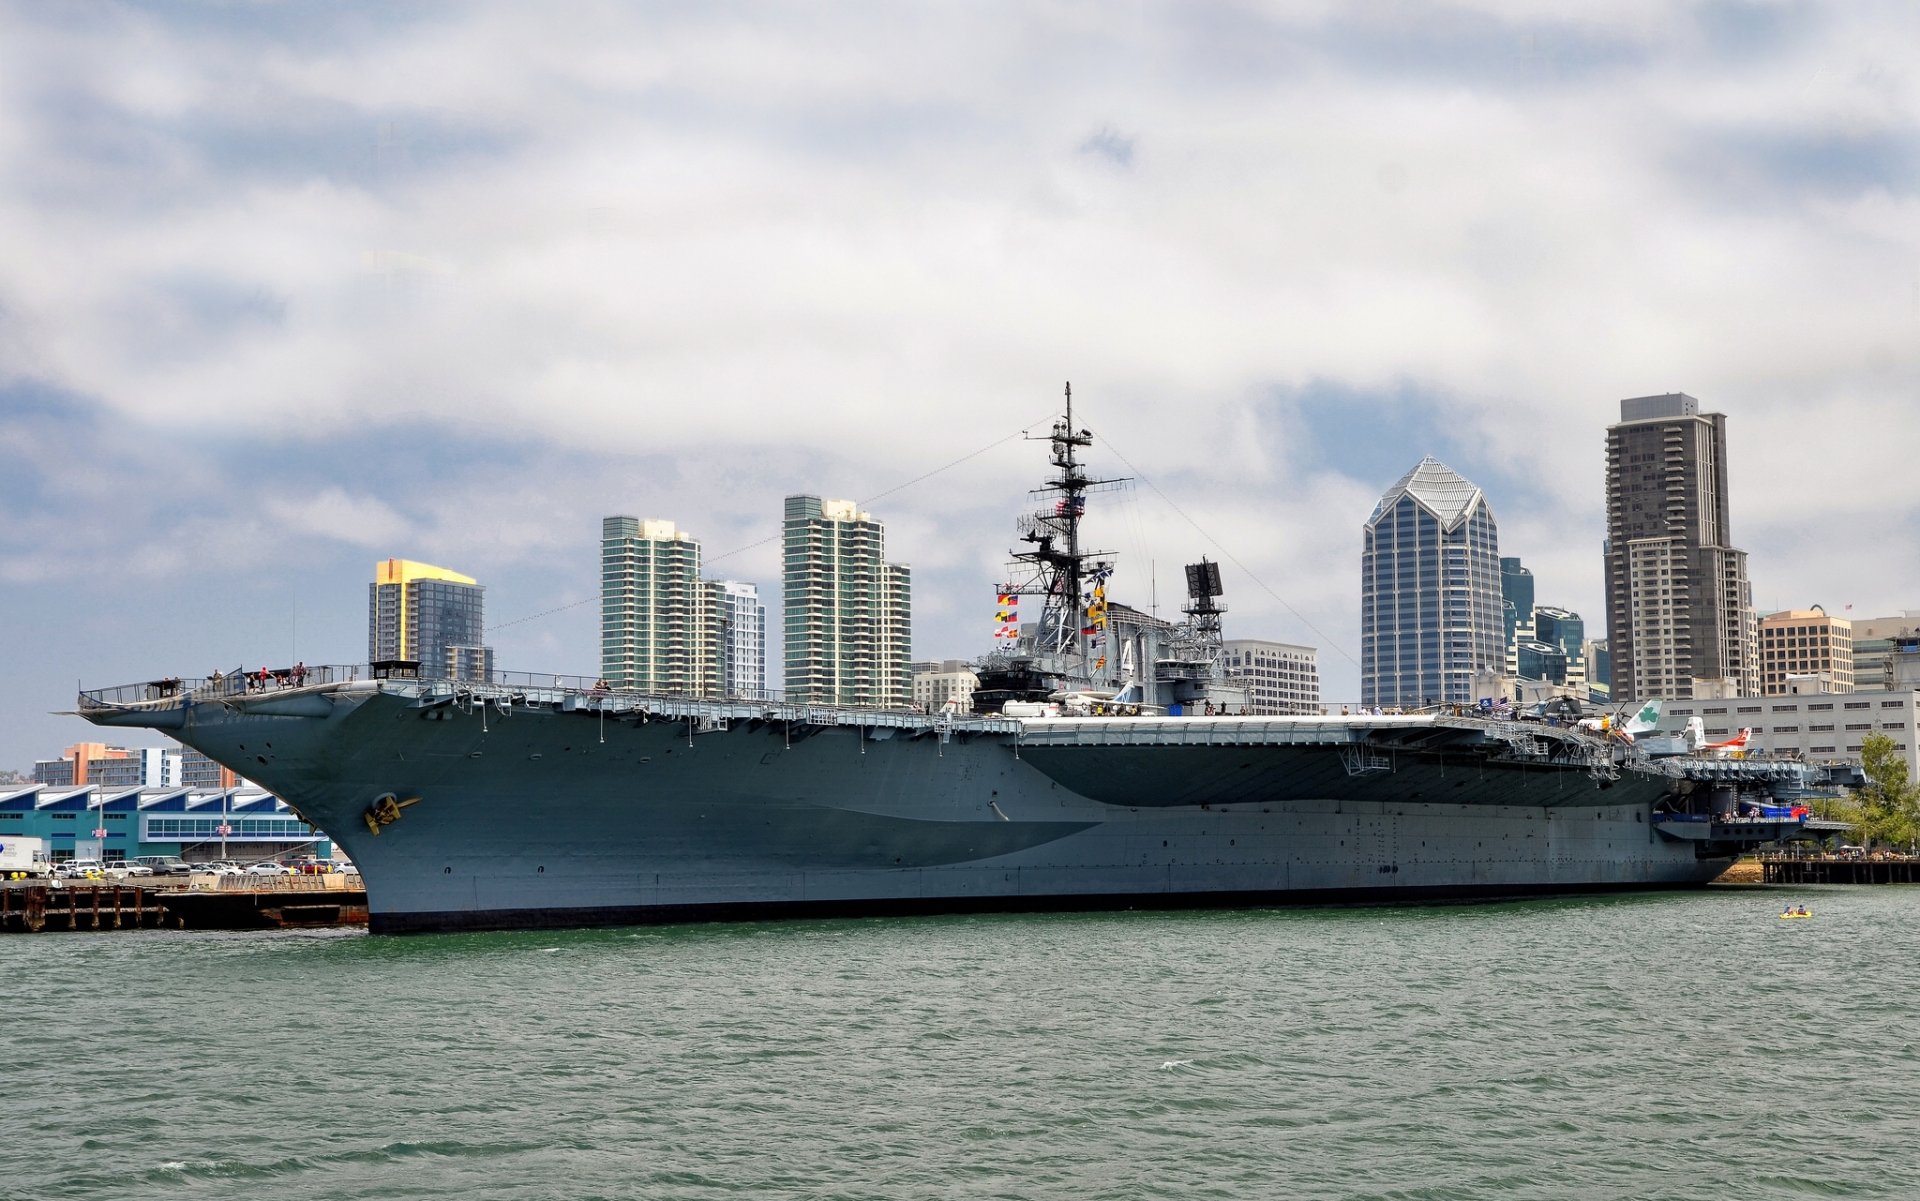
[1603,394,1757,703]
[1533,606,1585,665]
[1529,604,1589,694]
[782,495,911,707]
[1500,557,1534,651]
[600,518,722,696]
[369,559,493,681]
[1758,607,1854,695]
[1219,639,1321,714]
[710,580,767,699]
[1360,458,1504,708]
[1515,639,1569,685]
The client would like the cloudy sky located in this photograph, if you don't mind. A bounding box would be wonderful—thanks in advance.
[3,1,1916,771]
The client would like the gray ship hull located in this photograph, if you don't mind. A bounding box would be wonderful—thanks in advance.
[81,680,1733,932]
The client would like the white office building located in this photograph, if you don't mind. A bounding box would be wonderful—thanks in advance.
[911,660,979,713]
[711,580,768,700]
[1654,687,1919,780]
[1219,640,1321,714]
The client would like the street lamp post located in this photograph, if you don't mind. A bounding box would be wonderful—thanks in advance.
[92,792,108,863]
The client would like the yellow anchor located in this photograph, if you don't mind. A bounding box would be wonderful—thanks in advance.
[363,793,422,836]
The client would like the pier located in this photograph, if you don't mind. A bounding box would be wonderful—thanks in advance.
[1762,857,1920,886]
[1,883,171,932]
[0,877,368,933]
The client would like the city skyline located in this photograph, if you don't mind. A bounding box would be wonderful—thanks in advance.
[3,4,1917,768]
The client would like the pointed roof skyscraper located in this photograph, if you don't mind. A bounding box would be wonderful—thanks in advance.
[1360,457,1504,708]
[1367,456,1492,530]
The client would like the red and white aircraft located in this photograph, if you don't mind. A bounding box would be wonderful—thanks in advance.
[1684,717,1753,757]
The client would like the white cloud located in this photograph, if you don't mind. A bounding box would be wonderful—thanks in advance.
[261,488,414,549]
[3,0,1919,762]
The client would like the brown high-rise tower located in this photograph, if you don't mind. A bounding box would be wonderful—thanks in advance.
[1603,394,1757,703]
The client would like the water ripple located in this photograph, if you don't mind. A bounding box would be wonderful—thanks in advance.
[5,890,1918,1200]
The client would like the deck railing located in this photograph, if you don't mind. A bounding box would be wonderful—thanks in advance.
[81,666,919,715]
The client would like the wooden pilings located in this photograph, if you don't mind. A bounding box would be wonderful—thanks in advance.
[1,881,371,932]
[1763,858,1920,885]
[0,884,174,933]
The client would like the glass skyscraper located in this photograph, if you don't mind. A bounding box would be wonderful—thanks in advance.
[1360,458,1503,708]
[1532,606,1585,665]
[369,559,492,682]
[1500,556,1534,651]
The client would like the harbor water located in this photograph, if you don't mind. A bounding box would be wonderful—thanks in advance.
[8,887,1918,1200]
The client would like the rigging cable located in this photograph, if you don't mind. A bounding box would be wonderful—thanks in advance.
[485,413,1057,633]
[1092,432,1361,668]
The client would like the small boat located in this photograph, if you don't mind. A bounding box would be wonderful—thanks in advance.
[1779,910,1814,920]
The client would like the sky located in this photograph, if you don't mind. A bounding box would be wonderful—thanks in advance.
[2,0,1917,772]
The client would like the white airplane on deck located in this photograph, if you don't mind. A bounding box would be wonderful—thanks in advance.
[1684,717,1753,758]
[1576,698,1664,741]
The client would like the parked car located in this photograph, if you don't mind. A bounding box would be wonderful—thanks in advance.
[54,859,106,880]
[333,860,360,876]
[130,855,193,876]
[201,861,247,876]
[245,861,293,875]
[104,862,154,878]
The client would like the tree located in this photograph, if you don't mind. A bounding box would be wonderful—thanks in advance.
[1850,732,1920,849]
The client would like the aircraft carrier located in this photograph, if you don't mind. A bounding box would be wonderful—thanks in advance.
[75,674,1842,933]
[71,388,1847,933]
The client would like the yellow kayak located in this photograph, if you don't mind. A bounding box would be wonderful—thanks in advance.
[1779,912,1814,920]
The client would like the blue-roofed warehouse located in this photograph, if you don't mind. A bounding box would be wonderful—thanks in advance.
[0,785,332,863]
